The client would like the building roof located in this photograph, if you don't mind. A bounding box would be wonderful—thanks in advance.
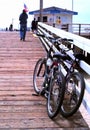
[29,6,78,15]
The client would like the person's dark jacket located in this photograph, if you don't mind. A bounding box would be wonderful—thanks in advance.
[19,10,28,25]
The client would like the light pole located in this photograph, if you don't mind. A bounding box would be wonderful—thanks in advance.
[40,0,43,22]
[72,0,74,28]
[72,0,73,11]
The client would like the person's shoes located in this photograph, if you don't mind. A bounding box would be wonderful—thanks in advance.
[20,38,22,40]
[23,39,25,41]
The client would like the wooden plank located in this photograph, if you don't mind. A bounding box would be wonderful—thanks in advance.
[0,31,89,129]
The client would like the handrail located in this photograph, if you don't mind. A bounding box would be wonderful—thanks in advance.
[38,22,90,54]
[61,23,90,37]
[38,22,90,114]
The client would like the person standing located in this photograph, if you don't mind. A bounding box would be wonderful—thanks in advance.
[31,18,37,33]
[19,9,28,41]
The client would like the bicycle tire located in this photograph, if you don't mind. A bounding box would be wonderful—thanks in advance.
[60,72,85,118]
[47,71,65,118]
[33,58,46,94]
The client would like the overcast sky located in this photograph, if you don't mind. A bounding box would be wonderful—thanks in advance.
[0,0,90,29]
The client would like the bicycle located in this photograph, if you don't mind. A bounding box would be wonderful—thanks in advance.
[33,33,85,118]
[33,33,66,118]
[58,40,85,118]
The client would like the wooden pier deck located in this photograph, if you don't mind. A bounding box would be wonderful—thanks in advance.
[0,31,89,129]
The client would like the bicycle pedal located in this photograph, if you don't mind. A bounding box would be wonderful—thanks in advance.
[32,93,39,96]
[40,90,45,95]
[39,87,46,95]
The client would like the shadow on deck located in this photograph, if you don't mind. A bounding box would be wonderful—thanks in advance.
[0,31,89,129]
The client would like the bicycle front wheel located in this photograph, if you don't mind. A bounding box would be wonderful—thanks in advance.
[47,71,65,119]
[60,72,85,118]
[33,58,46,94]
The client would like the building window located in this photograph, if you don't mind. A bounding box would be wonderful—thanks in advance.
[38,16,47,22]
[43,16,47,22]
[38,17,40,22]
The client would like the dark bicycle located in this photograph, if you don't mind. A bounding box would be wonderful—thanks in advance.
[33,33,66,118]
[33,33,85,118]
[58,39,85,118]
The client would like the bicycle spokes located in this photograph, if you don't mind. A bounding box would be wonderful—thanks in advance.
[61,72,85,117]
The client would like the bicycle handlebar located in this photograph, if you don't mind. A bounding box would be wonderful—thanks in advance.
[36,33,73,43]
[37,33,83,62]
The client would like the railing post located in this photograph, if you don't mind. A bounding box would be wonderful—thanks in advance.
[79,24,81,35]
[66,24,69,31]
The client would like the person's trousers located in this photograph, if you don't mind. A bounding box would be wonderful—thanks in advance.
[20,24,27,40]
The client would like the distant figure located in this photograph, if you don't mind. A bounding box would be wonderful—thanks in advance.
[31,18,37,33]
[9,24,13,31]
[19,9,28,41]
[6,27,8,31]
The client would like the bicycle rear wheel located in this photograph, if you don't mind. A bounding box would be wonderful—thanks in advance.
[60,72,85,118]
[47,71,65,118]
[33,58,46,94]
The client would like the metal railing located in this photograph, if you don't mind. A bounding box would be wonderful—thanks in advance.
[37,22,90,114]
[61,23,90,38]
